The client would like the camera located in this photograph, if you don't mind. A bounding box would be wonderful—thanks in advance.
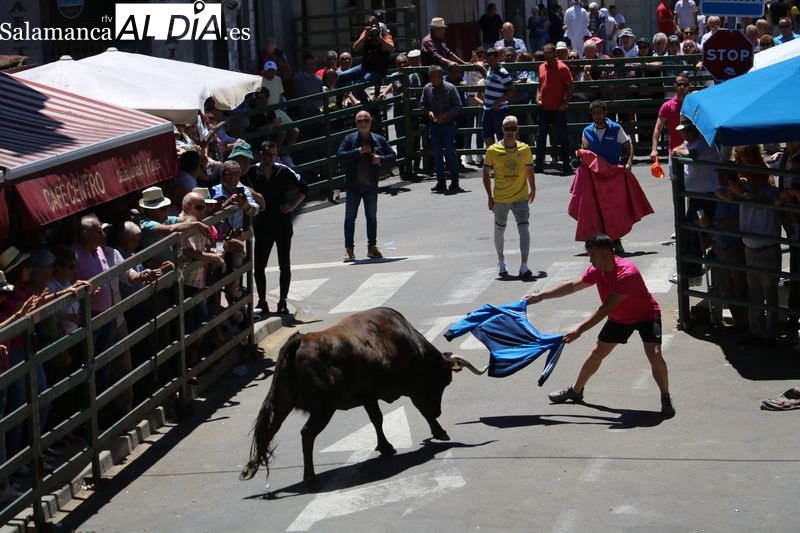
[235,186,245,195]
[369,24,381,38]
[569,155,581,169]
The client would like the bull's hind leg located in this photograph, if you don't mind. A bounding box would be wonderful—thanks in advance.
[300,407,335,487]
[364,401,396,456]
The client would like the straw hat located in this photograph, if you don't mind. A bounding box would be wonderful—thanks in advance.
[192,187,218,204]
[0,245,30,273]
[138,186,171,209]
[430,17,448,28]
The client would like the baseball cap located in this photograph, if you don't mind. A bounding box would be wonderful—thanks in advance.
[556,41,568,50]
[407,49,421,58]
[263,60,278,71]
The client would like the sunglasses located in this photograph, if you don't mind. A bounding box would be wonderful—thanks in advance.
[502,126,518,131]
[356,118,371,123]
[675,82,690,87]
[193,204,207,210]
[684,30,695,35]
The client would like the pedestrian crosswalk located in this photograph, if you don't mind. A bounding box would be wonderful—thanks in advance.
[264,256,678,351]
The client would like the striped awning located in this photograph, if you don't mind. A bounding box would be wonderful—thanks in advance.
[0,72,178,234]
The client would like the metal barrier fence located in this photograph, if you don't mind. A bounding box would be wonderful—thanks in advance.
[239,55,707,196]
[0,207,254,528]
[671,156,800,331]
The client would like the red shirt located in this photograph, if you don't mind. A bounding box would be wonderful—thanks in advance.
[658,95,683,151]
[582,256,661,324]
[657,3,674,34]
[537,60,574,111]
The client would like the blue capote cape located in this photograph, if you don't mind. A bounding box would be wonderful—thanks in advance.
[444,298,566,385]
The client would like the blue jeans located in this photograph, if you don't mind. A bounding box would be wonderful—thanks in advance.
[336,65,384,104]
[429,121,459,187]
[344,184,378,248]
[535,108,570,168]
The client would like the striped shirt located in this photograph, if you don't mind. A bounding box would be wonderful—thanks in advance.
[483,65,514,110]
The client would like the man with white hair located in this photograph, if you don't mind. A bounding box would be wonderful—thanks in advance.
[587,2,608,42]
[563,0,590,54]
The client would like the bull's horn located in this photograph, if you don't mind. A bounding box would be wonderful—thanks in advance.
[449,354,488,375]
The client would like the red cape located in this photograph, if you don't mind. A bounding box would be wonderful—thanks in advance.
[567,149,654,241]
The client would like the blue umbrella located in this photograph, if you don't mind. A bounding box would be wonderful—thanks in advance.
[681,55,800,146]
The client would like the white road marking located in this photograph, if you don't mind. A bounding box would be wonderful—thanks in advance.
[329,271,416,314]
[267,278,327,301]
[641,258,676,294]
[538,261,585,290]
[288,447,464,531]
[321,406,412,453]
[269,255,435,272]
[421,316,464,342]
[439,268,497,305]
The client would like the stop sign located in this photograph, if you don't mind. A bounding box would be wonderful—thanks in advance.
[702,29,754,81]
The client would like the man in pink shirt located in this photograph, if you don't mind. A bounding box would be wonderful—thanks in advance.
[525,233,674,417]
[650,71,692,164]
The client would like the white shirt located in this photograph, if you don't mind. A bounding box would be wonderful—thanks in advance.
[674,0,698,30]
[564,5,591,52]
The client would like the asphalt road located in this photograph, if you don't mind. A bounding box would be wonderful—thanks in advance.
[57,163,800,533]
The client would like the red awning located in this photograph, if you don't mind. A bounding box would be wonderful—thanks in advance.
[0,72,178,230]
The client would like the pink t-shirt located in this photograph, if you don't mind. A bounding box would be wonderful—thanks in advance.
[658,95,683,151]
[581,256,660,324]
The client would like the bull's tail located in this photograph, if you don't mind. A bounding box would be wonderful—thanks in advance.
[448,353,488,375]
[240,333,300,481]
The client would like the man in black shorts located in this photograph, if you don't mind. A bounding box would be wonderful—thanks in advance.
[525,234,675,416]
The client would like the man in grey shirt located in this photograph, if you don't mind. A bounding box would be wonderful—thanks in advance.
[420,65,463,194]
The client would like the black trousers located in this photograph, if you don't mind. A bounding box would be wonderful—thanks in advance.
[254,225,292,303]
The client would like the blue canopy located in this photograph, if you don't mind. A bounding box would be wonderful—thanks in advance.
[681,55,800,146]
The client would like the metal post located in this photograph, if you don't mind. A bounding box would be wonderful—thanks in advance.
[671,160,690,327]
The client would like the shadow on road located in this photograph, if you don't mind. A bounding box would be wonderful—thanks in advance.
[55,356,277,530]
[251,439,494,500]
[474,404,667,431]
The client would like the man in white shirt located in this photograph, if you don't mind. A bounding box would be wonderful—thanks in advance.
[563,0,590,54]
[673,0,699,31]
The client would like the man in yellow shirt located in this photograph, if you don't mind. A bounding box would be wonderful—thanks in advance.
[482,115,537,279]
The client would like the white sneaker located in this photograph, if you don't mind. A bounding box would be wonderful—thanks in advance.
[498,259,508,276]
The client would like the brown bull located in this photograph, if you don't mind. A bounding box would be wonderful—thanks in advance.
[240,307,484,486]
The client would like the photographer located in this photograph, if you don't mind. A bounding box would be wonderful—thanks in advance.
[337,14,394,103]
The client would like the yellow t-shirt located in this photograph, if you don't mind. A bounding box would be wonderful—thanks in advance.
[485,141,533,203]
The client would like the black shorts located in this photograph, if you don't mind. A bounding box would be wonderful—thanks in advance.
[598,317,662,344]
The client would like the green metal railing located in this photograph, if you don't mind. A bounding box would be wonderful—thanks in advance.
[671,157,800,330]
[239,55,708,197]
[0,206,254,528]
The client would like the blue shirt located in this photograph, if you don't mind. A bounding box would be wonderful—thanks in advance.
[444,298,566,385]
[582,119,629,165]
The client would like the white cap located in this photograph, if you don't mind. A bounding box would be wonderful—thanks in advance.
[407,49,421,58]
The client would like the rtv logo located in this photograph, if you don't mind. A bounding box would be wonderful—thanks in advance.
[114,1,250,41]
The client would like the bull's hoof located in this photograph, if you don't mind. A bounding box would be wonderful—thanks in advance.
[376,443,397,456]
[431,429,450,441]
